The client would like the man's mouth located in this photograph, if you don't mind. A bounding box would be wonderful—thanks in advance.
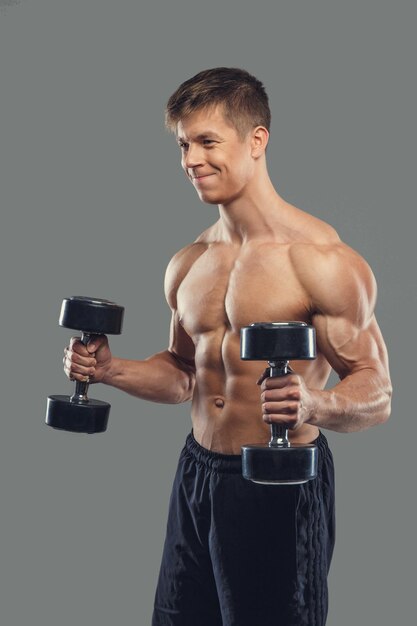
[192,174,214,182]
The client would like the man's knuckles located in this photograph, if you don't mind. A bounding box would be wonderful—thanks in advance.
[261,386,301,403]
[69,336,82,349]
[64,347,96,369]
[261,374,300,390]
[262,411,300,428]
[68,336,99,357]
[262,401,300,415]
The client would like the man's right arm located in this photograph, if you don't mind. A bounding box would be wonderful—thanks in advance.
[102,308,196,404]
[63,246,199,405]
[64,309,196,405]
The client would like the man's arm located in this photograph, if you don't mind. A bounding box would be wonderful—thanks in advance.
[101,245,199,403]
[101,310,195,404]
[65,248,197,405]
[261,243,392,432]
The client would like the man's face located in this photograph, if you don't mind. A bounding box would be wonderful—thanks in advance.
[176,105,255,205]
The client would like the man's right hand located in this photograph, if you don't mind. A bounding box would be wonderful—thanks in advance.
[63,335,112,384]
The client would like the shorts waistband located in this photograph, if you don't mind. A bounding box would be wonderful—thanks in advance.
[184,430,330,474]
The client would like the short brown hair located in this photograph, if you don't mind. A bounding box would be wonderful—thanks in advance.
[165,67,271,138]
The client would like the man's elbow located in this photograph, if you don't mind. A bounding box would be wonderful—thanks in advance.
[378,381,393,424]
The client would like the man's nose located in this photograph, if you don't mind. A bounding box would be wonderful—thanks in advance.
[183,144,205,169]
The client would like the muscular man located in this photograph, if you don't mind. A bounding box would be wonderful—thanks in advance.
[64,68,392,625]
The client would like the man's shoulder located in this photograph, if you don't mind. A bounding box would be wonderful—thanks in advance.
[282,203,365,265]
[166,239,209,275]
[289,237,377,317]
[289,237,371,275]
[163,238,209,308]
[165,223,219,275]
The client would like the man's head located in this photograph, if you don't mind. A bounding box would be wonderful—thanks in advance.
[165,67,271,140]
[166,68,271,206]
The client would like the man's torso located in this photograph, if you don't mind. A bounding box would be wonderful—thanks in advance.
[167,205,340,453]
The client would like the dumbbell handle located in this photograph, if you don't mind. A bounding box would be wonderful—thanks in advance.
[268,361,290,447]
[70,332,95,403]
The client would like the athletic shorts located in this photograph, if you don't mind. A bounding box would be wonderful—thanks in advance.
[152,430,335,626]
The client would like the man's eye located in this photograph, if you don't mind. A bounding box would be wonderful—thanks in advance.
[178,142,188,150]
[203,139,214,145]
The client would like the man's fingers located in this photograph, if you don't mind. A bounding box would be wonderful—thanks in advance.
[64,346,96,367]
[262,402,301,429]
[257,365,296,386]
[261,385,301,403]
[63,362,89,382]
[86,334,107,354]
[68,336,92,357]
[262,401,299,416]
[63,348,96,381]
[261,373,300,390]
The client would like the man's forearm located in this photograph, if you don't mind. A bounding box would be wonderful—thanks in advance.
[309,368,392,433]
[101,349,195,404]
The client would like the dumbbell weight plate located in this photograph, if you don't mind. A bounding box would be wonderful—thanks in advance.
[241,322,316,361]
[46,395,110,434]
[242,442,318,484]
[59,296,124,335]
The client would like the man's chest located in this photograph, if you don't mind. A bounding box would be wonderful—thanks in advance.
[176,244,311,336]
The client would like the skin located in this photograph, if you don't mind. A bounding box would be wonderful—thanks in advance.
[64,104,392,454]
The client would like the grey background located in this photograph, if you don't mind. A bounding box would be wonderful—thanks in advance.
[0,0,415,624]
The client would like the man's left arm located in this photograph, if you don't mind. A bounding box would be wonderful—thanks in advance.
[261,244,393,433]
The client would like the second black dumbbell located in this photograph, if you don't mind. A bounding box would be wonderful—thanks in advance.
[240,322,318,485]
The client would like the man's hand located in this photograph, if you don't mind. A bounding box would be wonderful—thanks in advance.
[63,335,112,384]
[257,369,317,431]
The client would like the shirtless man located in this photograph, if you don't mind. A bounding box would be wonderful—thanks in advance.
[64,68,392,626]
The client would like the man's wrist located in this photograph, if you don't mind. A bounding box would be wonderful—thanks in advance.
[101,358,119,386]
[306,388,331,428]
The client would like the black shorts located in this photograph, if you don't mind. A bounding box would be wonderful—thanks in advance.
[152,431,335,626]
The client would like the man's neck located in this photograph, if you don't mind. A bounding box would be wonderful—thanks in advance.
[217,174,288,244]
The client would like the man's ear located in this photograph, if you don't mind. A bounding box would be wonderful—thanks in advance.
[250,126,269,158]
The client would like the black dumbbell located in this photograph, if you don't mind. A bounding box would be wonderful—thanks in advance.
[45,296,124,434]
[240,322,318,485]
